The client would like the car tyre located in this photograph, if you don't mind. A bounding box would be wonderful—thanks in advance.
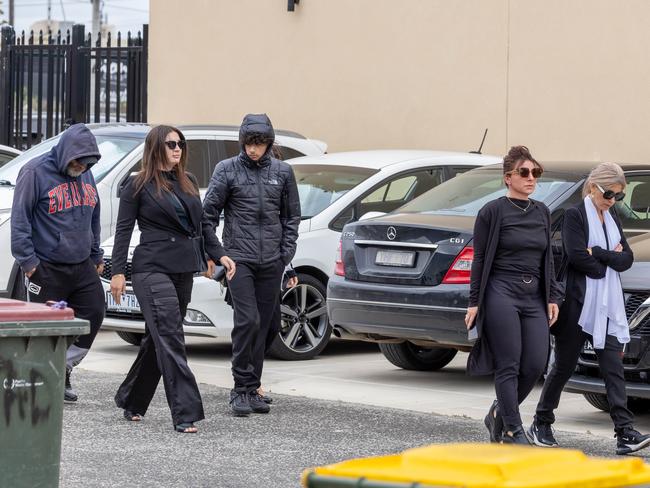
[379,342,457,371]
[267,273,331,361]
[116,331,143,346]
[583,392,610,412]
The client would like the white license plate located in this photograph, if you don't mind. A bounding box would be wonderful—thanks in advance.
[375,250,415,267]
[106,291,141,313]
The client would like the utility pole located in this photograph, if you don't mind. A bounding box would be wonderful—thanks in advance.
[8,0,14,27]
[91,0,101,40]
[47,0,52,31]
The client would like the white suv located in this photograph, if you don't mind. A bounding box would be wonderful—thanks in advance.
[0,123,327,299]
[100,150,500,360]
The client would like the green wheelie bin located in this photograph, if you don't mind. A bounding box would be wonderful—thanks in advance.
[0,298,89,488]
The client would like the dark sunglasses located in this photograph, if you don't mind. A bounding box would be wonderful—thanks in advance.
[596,183,626,202]
[507,167,543,179]
[164,140,186,150]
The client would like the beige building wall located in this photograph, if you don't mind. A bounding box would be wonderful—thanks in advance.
[149,0,650,163]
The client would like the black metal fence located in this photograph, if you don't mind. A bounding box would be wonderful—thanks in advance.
[0,23,148,150]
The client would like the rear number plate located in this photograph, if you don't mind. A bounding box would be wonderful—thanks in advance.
[106,291,141,313]
[375,250,415,267]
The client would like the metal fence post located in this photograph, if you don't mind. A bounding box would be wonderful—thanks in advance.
[141,24,148,122]
[66,24,86,126]
[0,26,15,145]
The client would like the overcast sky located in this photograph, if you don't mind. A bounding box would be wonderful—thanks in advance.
[4,0,149,35]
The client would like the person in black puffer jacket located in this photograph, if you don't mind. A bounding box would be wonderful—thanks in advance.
[202,113,301,417]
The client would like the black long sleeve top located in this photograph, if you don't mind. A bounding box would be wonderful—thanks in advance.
[491,197,547,277]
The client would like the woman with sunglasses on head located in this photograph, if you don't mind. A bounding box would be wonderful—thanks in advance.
[110,125,231,434]
[466,145,562,445]
[529,162,650,455]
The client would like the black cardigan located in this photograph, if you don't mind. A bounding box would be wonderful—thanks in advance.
[467,197,564,375]
[551,201,633,336]
[112,174,224,276]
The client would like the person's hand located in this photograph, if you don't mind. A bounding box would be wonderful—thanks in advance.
[465,306,478,329]
[96,263,105,275]
[25,267,36,278]
[110,274,126,305]
[548,303,559,327]
[586,248,592,255]
[219,256,236,280]
[286,276,298,288]
[614,243,623,252]
[204,259,216,278]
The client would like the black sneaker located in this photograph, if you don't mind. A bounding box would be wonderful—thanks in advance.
[501,425,531,445]
[64,368,78,402]
[616,427,650,455]
[229,390,252,417]
[528,420,558,448]
[248,392,271,414]
[484,400,503,443]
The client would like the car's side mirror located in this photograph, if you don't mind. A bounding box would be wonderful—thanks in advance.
[359,211,387,221]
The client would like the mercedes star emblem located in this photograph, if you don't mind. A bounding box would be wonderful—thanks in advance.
[387,226,397,240]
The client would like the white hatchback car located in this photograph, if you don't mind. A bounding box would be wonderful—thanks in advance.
[0,144,21,167]
[101,150,500,360]
[0,123,326,299]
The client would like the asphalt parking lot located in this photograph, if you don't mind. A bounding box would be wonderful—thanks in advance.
[62,369,647,488]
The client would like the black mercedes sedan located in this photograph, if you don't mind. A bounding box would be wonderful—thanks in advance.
[327,162,650,375]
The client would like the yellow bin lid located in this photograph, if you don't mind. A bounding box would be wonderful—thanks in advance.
[302,443,650,487]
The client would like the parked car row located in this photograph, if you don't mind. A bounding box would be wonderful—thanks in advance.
[326,161,650,411]
[99,149,500,359]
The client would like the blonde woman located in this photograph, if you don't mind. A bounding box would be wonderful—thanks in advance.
[530,163,650,455]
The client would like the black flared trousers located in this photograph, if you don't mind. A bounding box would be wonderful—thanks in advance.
[114,271,204,426]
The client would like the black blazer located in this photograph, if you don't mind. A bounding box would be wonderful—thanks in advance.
[112,174,223,276]
[552,201,633,335]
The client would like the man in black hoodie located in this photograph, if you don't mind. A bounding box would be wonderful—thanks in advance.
[203,113,301,416]
[11,124,105,402]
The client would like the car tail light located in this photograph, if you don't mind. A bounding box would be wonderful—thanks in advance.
[334,240,345,277]
[442,246,474,284]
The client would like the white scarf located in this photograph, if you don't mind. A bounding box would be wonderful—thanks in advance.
[578,196,629,349]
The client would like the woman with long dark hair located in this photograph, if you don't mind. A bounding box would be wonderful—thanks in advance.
[110,125,232,433]
[466,145,562,444]
[530,162,650,455]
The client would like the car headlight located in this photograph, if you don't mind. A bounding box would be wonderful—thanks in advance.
[183,309,213,326]
[0,209,11,227]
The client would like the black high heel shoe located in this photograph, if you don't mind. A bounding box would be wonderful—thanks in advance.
[174,422,197,433]
[123,410,143,422]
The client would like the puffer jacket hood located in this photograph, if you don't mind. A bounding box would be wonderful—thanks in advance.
[52,123,101,174]
[239,113,275,166]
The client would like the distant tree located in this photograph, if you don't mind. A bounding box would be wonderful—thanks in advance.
[0,1,6,26]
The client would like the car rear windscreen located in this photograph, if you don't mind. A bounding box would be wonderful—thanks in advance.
[398,166,579,216]
[0,136,142,184]
[292,164,378,219]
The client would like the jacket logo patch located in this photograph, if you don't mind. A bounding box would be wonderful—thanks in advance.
[28,282,42,295]
[48,181,97,214]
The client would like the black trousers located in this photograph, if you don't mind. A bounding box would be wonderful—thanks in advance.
[535,306,633,430]
[483,274,549,428]
[26,258,104,369]
[228,261,284,394]
[114,272,204,426]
